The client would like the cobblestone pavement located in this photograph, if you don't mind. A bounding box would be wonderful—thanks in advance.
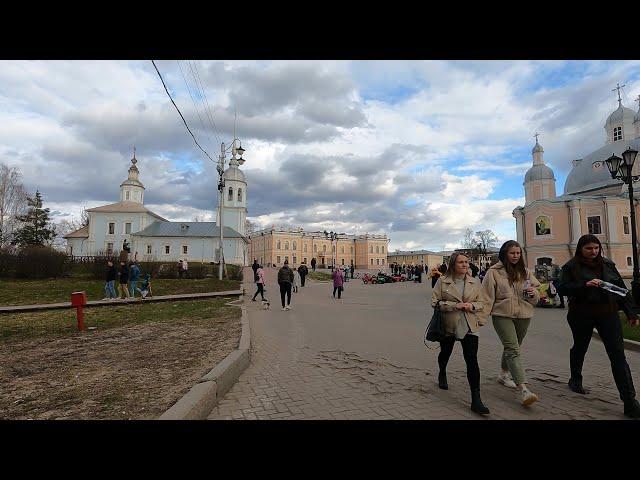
[208,267,640,420]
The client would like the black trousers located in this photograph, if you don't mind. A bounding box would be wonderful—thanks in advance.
[438,334,481,391]
[431,277,438,288]
[252,283,265,301]
[279,282,292,308]
[567,311,636,402]
[300,274,306,287]
[333,286,342,299]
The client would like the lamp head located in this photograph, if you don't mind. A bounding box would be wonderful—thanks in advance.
[622,147,638,169]
[605,154,623,179]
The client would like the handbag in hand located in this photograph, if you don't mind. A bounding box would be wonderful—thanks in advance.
[424,301,446,346]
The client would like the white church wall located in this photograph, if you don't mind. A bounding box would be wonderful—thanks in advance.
[88,212,160,256]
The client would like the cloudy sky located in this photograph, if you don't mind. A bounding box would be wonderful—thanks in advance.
[1,60,639,251]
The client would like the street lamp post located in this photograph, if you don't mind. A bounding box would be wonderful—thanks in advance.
[216,138,246,280]
[324,230,338,269]
[604,147,640,305]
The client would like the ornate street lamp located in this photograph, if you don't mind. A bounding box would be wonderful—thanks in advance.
[604,147,640,305]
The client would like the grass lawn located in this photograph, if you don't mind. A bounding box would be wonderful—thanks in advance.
[308,271,332,282]
[619,312,640,342]
[0,277,240,306]
[0,297,240,340]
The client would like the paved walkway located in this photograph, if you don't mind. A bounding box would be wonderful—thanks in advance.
[208,267,640,420]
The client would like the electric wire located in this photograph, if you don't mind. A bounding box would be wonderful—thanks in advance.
[189,60,223,146]
[151,60,216,163]
[176,60,216,153]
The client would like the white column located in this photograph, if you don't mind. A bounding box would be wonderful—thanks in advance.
[570,200,582,244]
[513,209,524,245]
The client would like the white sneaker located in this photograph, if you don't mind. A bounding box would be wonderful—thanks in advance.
[282,307,287,311]
[498,371,517,389]
[285,305,291,310]
[101,297,110,301]
[521,388,539,406]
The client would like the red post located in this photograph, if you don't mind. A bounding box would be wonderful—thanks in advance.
[71,291,88,331]
[76,306,85,331]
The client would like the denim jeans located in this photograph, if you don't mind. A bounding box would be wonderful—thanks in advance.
[104,280,116,298]
[130,280,137,297]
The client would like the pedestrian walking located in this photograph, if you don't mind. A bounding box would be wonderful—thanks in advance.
[550,262,565,308]
[252,265,267,302]
[118,261,130,299]
[177,259,184,279]
[332,266,344,299]
[350,262,355,279]
[431,252,490,415]
[480,240,541,406]
[129,261,141,298]
[277,259,294,311]
[252,258,259,281]
[182,259,189,278]
[102,260,117,300]
[556,234,640,418]
[293,266,301,293]
[311,257,317,272]
[430,266,442,288]
[298,262,309,287]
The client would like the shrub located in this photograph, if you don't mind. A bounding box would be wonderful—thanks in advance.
[14,246,67,279]
[0,247,18,278]
[226,264,243,281]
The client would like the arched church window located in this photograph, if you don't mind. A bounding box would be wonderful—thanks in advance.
[323,245,327,253]
[237,188,242,202]
[126,191,130,200]
[277,240,281,249]
[376,246,380,253]
[228,187,233,201]
[614,126,623,142]
[535,216,551,235]
[293,241,297,250]
[285,241,289,250]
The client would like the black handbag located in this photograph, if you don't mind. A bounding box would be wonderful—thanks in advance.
[424,301,446,347]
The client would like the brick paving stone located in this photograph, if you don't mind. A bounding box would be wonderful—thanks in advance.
[207,266,640,421]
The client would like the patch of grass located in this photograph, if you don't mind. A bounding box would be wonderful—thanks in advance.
[619,312,640,342]
[0,277,240,306]
[308,271,332,282]
[0,297,240,340]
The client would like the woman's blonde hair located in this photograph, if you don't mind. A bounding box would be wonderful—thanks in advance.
[446,252,469,276]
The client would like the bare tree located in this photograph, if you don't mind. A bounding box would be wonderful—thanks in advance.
[475,229,500,251]
[0,164,28,248]
[461,228,477,249]
[245,219,257,234]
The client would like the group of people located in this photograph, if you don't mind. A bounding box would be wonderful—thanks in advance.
[430,235,640,419]
[103,260,152,300]
[177,259,189,279]
[391,263,424,283]
[251,259,310,310]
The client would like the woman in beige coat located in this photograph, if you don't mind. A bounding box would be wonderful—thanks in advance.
[481,240,541,406]
[431,252,489,415]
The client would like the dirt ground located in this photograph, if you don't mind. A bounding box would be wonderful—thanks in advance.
[0,312,242,420]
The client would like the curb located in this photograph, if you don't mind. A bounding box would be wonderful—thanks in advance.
[159,301,251,420]
[592,330,640,352]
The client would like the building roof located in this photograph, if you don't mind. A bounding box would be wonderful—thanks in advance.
[605,104,636,127]
[389,249,441,256]
[63,225,89,239]
[131,221,247,241]
[563,137,640,195]
[86,201,168,221]
[224,162,246,183]
[524,164,555,183]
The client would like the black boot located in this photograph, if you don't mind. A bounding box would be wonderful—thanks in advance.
[470,389,490,415]
[438,371,448,390]
[568,377,587,394]
[624,399,640,419]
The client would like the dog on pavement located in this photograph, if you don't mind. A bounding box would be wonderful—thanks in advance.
[261,300,271,310]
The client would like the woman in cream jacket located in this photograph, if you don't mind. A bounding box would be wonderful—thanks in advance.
[431,252,489,415]
[481,240,541,406]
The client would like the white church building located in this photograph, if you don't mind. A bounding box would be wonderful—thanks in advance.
[64,150,249,265]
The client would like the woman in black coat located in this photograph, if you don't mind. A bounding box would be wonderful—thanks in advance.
[556,234,640,418]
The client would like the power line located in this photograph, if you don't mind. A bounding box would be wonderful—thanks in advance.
[189,60,223,145]
[151,60,216,163]
[176,60,216,152]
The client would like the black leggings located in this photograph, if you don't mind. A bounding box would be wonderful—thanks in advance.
[438,334,481,390]
[300,274,306,287]
[333,286,342,298]
[252,283,265,301]
[431,277,438,288]
[567,311,636,402]
[279,282,292,308]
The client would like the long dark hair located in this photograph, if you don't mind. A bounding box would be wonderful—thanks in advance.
[445,252,468,277]
[498,240,527,284]
[573,234,604,275]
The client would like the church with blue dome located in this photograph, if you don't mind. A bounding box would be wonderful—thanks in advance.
[513,86,640,274]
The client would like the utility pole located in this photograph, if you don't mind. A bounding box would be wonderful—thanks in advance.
[217,143,226,281]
